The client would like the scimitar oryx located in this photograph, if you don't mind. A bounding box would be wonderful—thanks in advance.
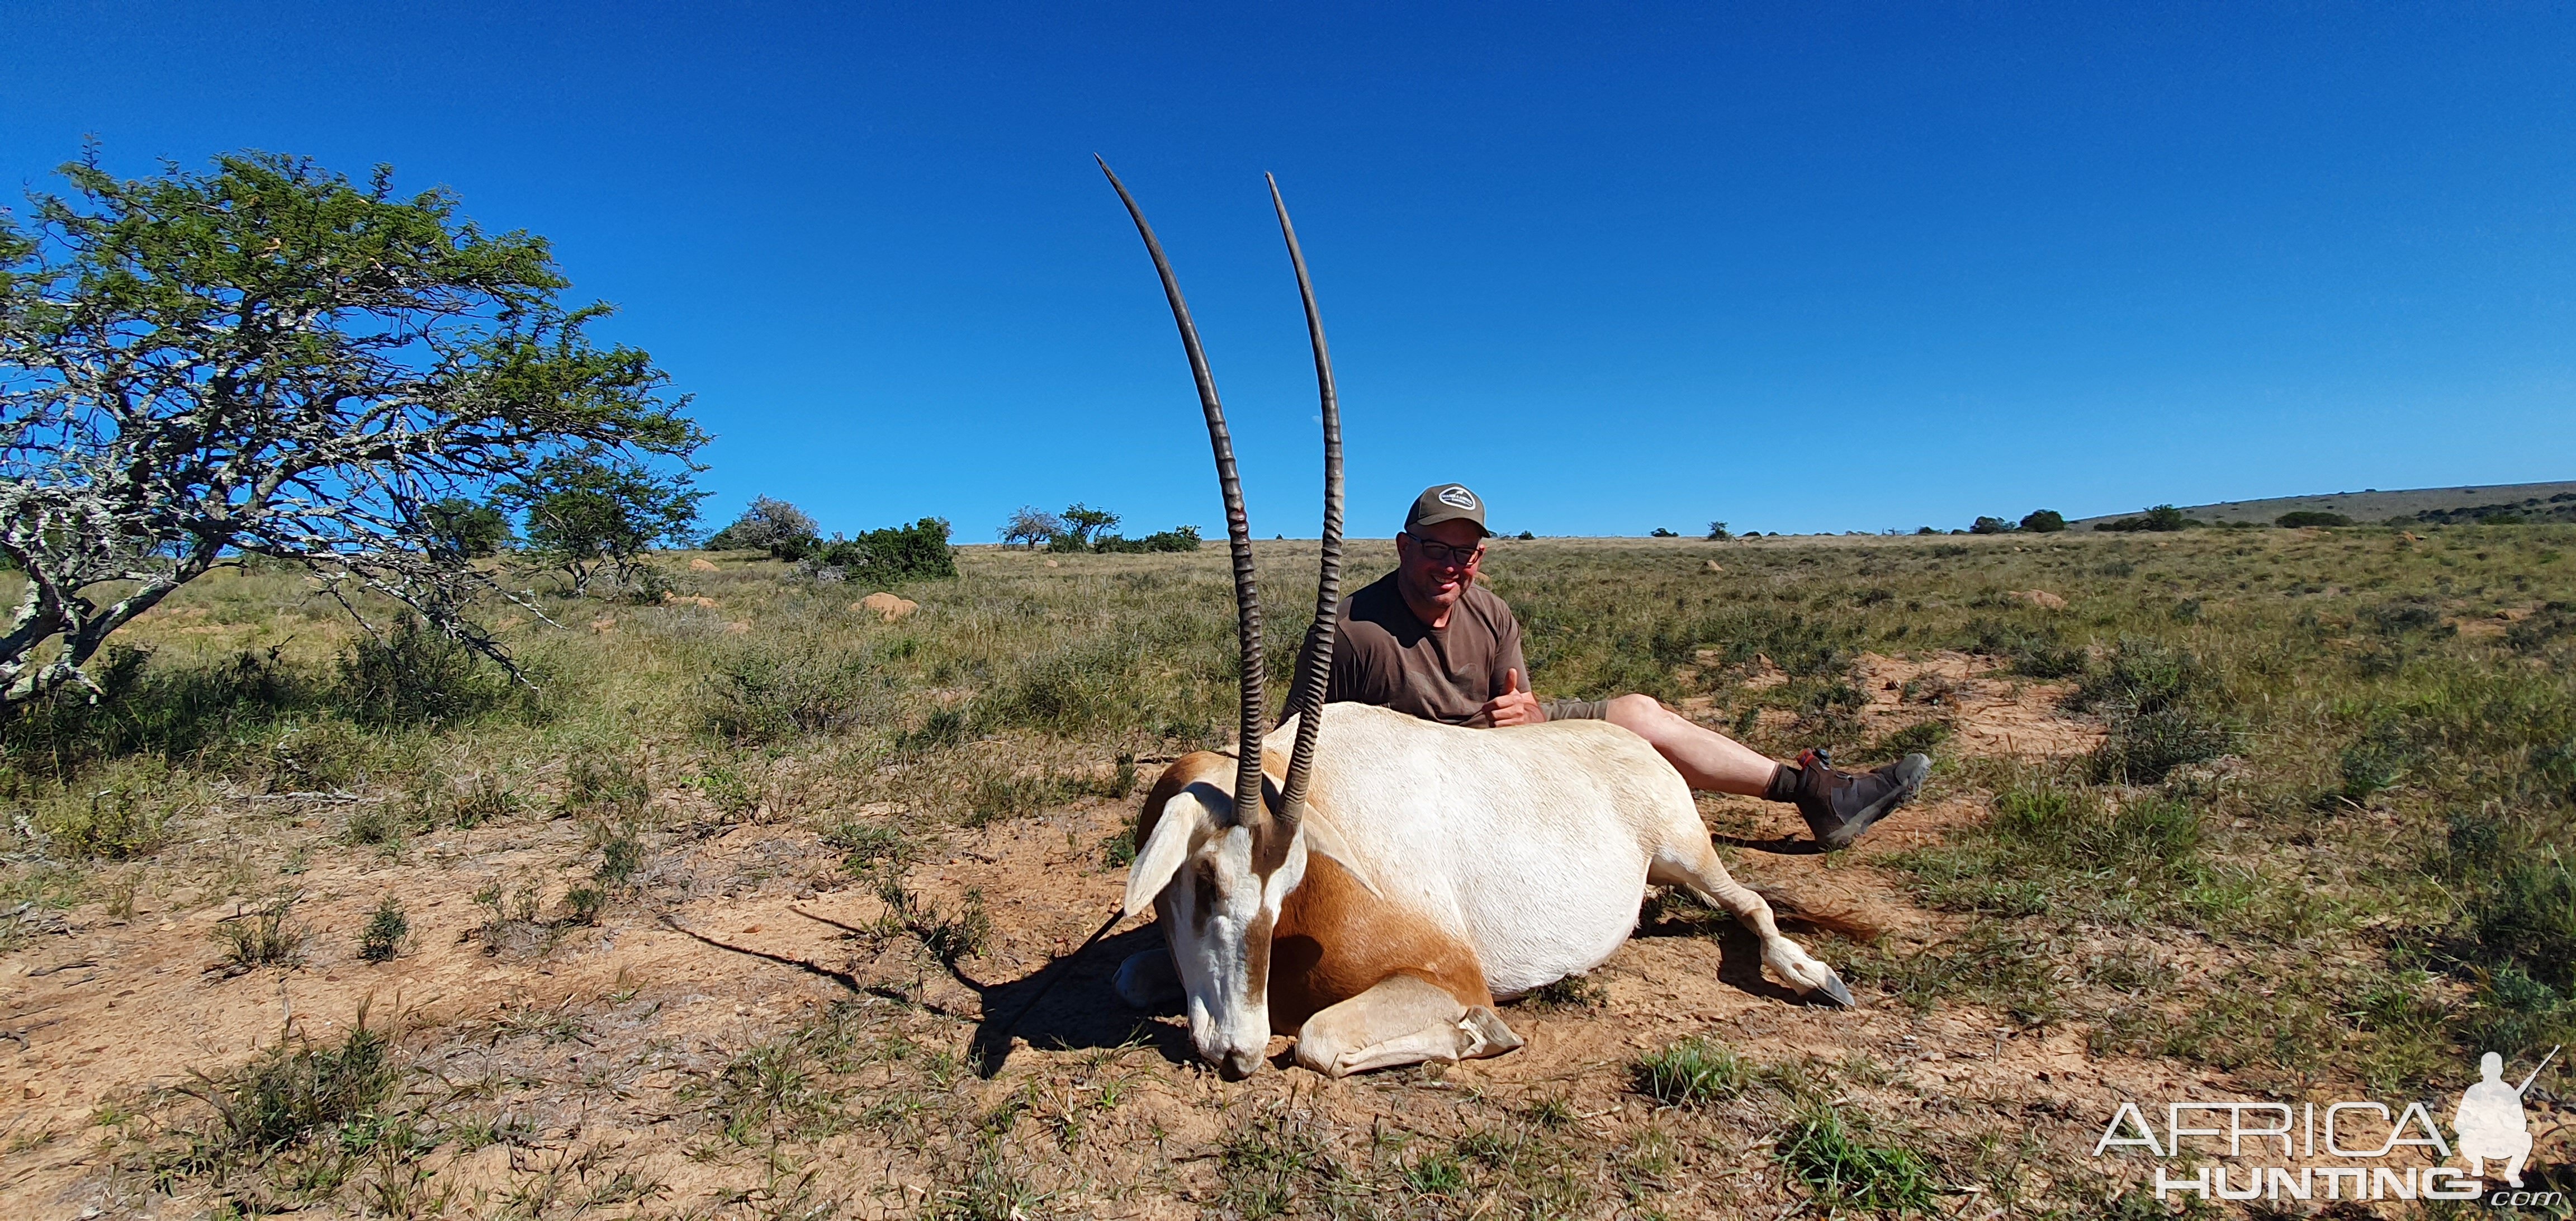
[1096,162,1860,1079]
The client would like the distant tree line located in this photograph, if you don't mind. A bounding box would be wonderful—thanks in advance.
[703,496,956,581]
[998,504,1202,554]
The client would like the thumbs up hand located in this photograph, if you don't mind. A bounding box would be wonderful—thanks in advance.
[1471,668,1545,728]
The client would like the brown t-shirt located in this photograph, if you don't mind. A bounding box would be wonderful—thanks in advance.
[1326,571,1527,724]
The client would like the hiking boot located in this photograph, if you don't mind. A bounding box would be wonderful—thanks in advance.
[1789,748,1930,849]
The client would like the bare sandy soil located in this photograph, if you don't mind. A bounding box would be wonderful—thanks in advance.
[0,651,2438,1218]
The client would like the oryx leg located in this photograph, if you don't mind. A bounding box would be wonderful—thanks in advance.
[1292,972,1524,1078]
[1648,839,1855,1006]
[1112,946,1184,1009]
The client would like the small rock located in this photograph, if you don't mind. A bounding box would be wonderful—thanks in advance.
[661,593,718,608]
[1704,561,1724,573]
[723,621,751,633]
[2012,589,2068,610]
[689,557,719,571]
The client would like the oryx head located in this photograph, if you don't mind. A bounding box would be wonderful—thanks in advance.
[1102,162,1345,1078]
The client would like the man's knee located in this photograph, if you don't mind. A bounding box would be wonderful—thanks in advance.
[1603,693,1668,732]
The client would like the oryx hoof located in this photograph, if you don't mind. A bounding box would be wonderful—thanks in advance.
[1457,1006,1524,1059]
[1804,967,1856,1009]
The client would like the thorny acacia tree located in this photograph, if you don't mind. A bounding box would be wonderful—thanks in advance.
[501,455,705,595]
[0,150,707,708]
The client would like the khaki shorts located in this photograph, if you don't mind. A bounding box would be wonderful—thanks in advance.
[1540,698,1609,722]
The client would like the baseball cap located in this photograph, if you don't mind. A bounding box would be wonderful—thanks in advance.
[1404,484,1490,537]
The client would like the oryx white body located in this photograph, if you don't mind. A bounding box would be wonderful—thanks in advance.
[1123,702,1852,1077]
[1095,165,1852,1080]
[1283,704,1695,996]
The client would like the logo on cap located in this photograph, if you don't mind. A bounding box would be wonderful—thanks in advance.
[1437,486,1478,510]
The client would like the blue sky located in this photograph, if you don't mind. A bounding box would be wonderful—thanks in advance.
[6,2,2572,537]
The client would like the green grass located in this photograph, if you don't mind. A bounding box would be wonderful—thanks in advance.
[1631,1035,1754,1106]
[1775,1101,1940,1214]
[11,525,2576,1215]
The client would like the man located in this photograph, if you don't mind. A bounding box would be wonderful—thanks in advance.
[1328,483,1929,848]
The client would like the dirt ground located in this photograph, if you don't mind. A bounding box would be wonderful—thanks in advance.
[0,651,2463,1217]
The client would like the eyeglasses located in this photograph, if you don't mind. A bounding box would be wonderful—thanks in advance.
[1407,536,1485,567]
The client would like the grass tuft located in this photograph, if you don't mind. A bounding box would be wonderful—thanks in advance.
[1775,1101,1939,1214]
[1632,1035,1752,1106]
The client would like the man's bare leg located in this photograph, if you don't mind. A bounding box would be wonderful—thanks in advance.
[1602,693,1930,847]
[1603,694,1778,794]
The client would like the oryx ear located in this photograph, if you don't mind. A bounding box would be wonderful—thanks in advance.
[1123,791,1209,919]
[1298,814,1382,901]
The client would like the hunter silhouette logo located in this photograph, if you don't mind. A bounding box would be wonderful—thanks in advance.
[1437,485,1477,510]
[2095,1045,2562,1206]
[2457,1047,2555,1189]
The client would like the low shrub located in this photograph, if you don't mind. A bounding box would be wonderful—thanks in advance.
[702,641,883,744]
[1966,618,2085,678]
[357,895,408,962]
[30,764,190,859]
[163,1016,397,1176]
[2337,718,2417,801]
[562,754,649,817]
[214,892,307,973]
[2276,510,2354,527]
[2364,597,2447,636]
[811,518,956,582]
[337,615,514,726]
[2076,638,2233,783]
[2019,509,2066,532]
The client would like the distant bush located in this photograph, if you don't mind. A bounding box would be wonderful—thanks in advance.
[1650,527,1679,538]
[1706,522,1732,541]
[1969,516,2014,535]
[1053,503,1120,550]
[2095,504,2196,533]
[2019,509,2066,533]
[422,497,511,559]
[1516,530,1536,541]
[811,518,957,582]
[2275,510,2353,528]
[707,495,822,560]
[999,505,1067,550]
[1090,526,1203,553]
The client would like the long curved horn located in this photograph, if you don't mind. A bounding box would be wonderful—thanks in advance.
[1098,158,1268,825]
[1268,173,1342,828]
